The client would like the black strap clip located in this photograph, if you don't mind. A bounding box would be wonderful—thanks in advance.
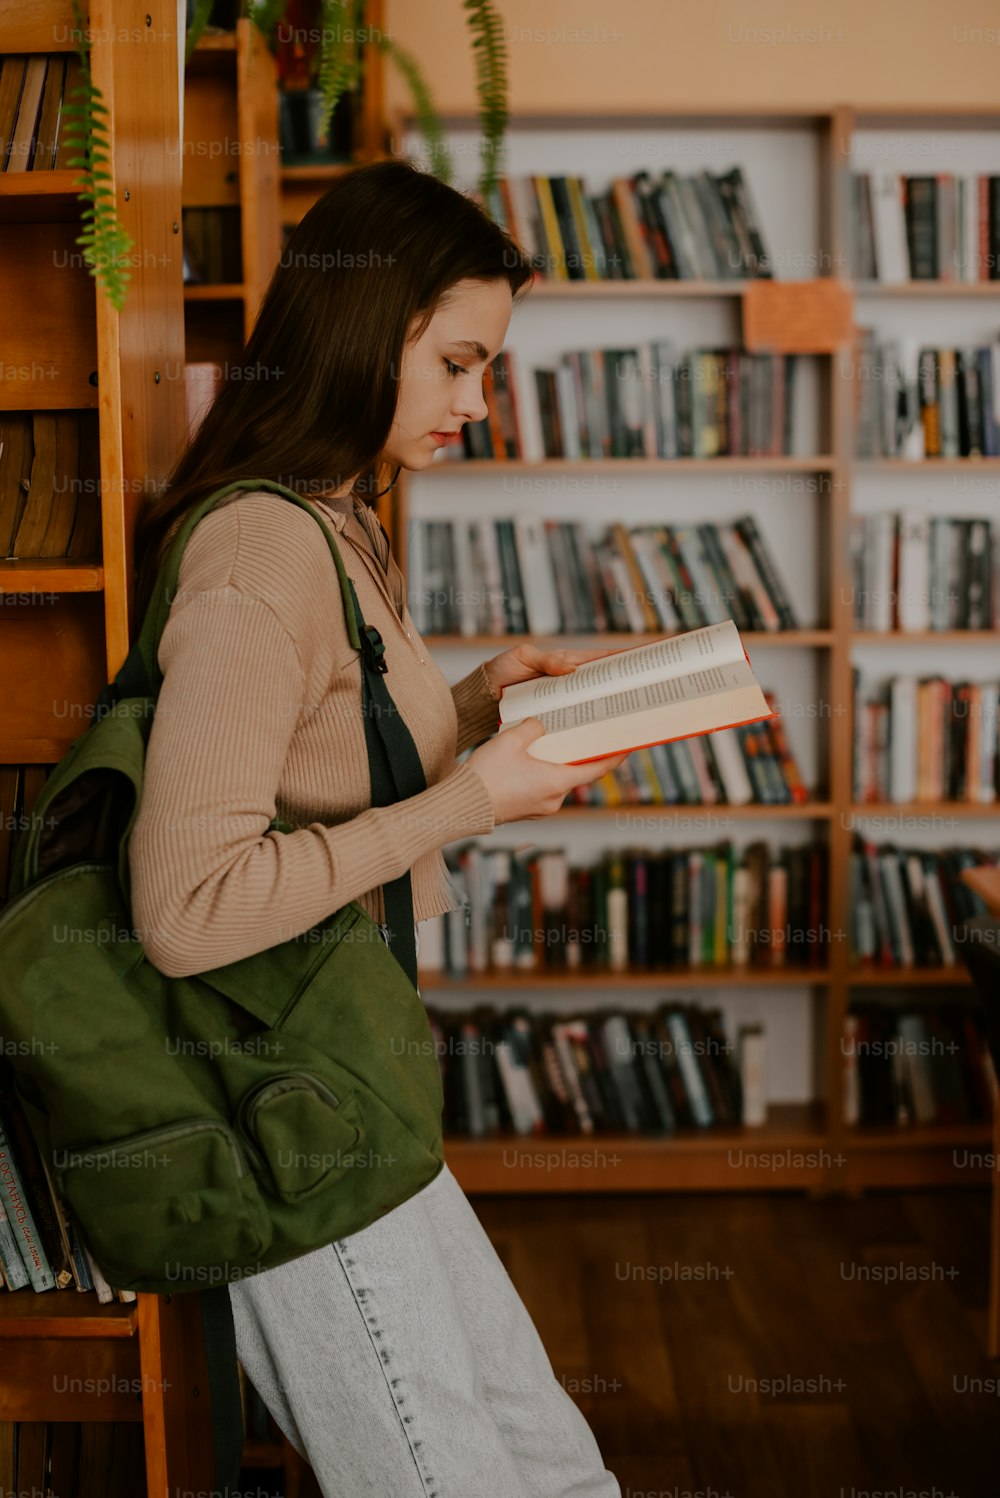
[361,624,389,674]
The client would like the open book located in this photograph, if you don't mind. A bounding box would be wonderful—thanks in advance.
[498,619,777,765]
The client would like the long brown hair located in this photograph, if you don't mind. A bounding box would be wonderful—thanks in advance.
[132,158,533,629]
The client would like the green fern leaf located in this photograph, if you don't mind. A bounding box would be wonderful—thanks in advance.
[376,35,451,185]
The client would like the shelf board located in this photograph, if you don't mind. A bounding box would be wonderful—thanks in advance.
[419,964,830,990]
[0,168,82,221]
[425,456,837,474]
[526,278,747,298]
[0,739,78,764]
[857,458,1000,471]
[280,161,354,181]
[854,281,1000,297]
[852,631,1000,645]
[444,1103,829,1192]
[848,965,972,987]
[183,282,246,301]
[0,558,104,593]
[847,1121,993,1151]
[425,629,835,649]
[553,800,832,819]
[848,802,1000,818]
[0,1291,138,1339]
[420,108,835,130]
[193,30,237,49]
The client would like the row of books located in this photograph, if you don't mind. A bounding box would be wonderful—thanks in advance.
[0,1066,134,1299]
[449,345,798,461]
[425,1002,764,1137]
[850,171,1000,283]
[0,53,82,172]
[849,841,996,968]
[407,513,800,637]
[849,511,999,632]
[0,1422,144,1498]
[853,335,1000,459]
[470,689,805,811]
[182,205,243,285]
[853,673,1000,805]
[0,412,102,560]
[425,839,828,976]
[484,166,774,282]
[843,1002,994,1128]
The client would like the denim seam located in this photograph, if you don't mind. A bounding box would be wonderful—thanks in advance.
[331,1237,440,1497]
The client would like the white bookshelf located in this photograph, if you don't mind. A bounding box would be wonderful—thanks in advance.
[394,107,998,1194]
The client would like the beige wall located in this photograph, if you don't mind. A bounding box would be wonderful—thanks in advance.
[385,0,1000,114]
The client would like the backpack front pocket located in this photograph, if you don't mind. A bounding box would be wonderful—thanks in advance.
[237,1072,364,1203]
[57,1117,272,1292]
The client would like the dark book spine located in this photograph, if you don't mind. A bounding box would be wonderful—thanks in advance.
[989,177,1000,280]
[549,175,587,281]
[904,176,939,279]
[733,514,798,628]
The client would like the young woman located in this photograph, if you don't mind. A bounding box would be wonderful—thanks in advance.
[130,159,625,1496]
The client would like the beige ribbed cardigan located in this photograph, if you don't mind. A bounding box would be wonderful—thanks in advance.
[128,487,500,978]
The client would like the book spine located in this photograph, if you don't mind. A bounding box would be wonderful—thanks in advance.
[0,1110,56,1291]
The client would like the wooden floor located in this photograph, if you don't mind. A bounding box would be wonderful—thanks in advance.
[474,1188,999,1498]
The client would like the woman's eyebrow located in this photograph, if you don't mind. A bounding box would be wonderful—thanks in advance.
[446,339,493,361]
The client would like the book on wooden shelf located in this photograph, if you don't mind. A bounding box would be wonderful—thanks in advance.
[853,331,1000,459]
[484,165,774,283]
[853,670,999,804]
[849,510,999,632]
[0,412,102,560]
[849,840,998,970]
[843,1000,993,1129]
[410,512,800,637]
[0,53,82,172]
[425,999,750,1138]
[423,836,828,977]
[542,690,808,809]
[0,1103,55,1292]
[438,343,797,461]
[851,170,1000,284]
[496,618,776,765]
[0,1061,134,1299]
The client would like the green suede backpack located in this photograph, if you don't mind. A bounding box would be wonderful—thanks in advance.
[0,479,447,1489]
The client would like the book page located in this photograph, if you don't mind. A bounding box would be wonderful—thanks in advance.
[499,619,745,725]
[525,657,758,735]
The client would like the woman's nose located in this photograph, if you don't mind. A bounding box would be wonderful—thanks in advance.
[455,380,488,424]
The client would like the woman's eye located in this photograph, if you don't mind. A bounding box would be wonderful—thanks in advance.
[444,359,468,378]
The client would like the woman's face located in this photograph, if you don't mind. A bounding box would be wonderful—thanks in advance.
[381,277,514,470]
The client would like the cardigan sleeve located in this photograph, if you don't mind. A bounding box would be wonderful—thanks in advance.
[128,530,495,980]
[450,662,501,755]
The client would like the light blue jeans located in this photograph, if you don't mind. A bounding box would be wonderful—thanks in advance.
[228,926,621,1496]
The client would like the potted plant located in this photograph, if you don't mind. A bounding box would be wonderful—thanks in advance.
[187,0,510,199]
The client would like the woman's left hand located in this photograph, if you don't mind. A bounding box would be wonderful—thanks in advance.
[482,641,623,702]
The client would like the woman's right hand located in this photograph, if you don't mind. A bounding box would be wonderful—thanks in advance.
[466,718,630,824]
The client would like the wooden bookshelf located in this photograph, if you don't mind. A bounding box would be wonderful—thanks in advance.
[0,3,232,1491]
[393,104,998,1195]
[183,19,280,362]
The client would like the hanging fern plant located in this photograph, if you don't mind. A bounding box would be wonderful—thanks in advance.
[64,0,135,311]
[242,0,509,201]
[463,0,507,199]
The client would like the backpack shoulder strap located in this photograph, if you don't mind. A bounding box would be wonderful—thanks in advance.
[132,479,366,699]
